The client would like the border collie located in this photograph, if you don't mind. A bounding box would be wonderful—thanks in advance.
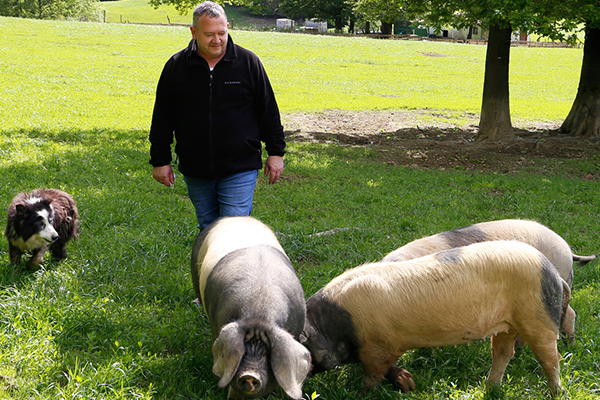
[5,188,79,269]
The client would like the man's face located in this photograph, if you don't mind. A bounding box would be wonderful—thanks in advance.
[191,13,229,61]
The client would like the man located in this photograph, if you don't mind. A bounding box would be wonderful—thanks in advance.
[149,1,285,229]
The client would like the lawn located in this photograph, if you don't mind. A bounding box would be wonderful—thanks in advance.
[100,0,271,27]
[100,0,194,24]
[0,16,598,400]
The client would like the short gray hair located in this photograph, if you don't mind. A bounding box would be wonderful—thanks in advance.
[193,1,227,27]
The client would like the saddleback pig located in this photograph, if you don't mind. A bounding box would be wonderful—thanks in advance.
[302,241,569,397]
[191,216,311,400]
[382,218,595,343]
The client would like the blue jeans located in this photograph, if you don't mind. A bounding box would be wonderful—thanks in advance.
[183,170,258,230]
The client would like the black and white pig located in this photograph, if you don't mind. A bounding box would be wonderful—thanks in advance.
[191,216,311,400]
[382,218,595,343]
[301,241,570,397]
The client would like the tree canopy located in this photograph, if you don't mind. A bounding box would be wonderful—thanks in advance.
[0,0,100,20]
[279,0,353,31]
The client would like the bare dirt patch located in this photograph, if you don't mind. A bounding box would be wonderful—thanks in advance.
[281,109,600,179]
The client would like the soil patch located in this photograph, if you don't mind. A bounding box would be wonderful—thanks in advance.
[281,109,600,179]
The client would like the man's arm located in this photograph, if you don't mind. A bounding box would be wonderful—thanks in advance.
[153,165,175,187]
[264,155,284,184]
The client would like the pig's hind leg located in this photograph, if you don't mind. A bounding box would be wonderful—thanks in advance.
[522,335,562,396]
[560,306,576,345]
[487,328,519,388]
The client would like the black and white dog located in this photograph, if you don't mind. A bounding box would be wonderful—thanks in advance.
[5,188,79,269]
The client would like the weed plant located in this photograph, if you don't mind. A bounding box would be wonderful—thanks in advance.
[0,16,599,400]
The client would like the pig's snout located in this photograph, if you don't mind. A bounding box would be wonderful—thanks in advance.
[238,372,262,393]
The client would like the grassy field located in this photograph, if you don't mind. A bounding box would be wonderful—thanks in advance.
[0,16,599,400]
[101,0,191,24]
[101,0,274,29]
[0,16,584,132]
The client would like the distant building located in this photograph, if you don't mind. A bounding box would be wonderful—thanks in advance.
[393,21,488,41]
[447,26,487,41]
[276,18,295,31]
[305,19,328,33]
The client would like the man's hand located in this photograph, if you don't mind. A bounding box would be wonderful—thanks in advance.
[153,165,175,187]
[264,155,284,184]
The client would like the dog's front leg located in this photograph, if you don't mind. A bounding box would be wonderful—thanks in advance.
[8,244,23,266]
[27,245,49,270]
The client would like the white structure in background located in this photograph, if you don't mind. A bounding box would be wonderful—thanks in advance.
[445,26,487,41]
[305,19,328,33]
[276,18,295,31]
[445,27,529,42]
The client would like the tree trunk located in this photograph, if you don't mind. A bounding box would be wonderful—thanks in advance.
[365,21,371,34]
[381,22,392,35]
[477,23,514,142]
[335,17,342,33]
[559,25,600,138]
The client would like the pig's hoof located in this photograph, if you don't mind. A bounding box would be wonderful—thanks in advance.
[386,366,415,393]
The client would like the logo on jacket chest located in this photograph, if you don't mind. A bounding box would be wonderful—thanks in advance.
[224,81,242,85]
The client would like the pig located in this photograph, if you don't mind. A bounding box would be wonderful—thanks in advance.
[382,219,595,343]
[191,216,311,400]
[301,241,570,397]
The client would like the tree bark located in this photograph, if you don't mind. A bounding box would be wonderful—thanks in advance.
[559,25,600,138]
[381,22,392,35]
[334,17,343,32]
[477,23,514,142]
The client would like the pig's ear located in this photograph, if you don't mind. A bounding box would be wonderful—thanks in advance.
[269,327,311,400]
[212,322,245,388]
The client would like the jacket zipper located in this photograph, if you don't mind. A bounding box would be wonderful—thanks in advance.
[208,69,215,178]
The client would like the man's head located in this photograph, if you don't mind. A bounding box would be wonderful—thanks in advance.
[191,1,229,62]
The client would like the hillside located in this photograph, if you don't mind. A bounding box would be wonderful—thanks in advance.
[101,0,280,28]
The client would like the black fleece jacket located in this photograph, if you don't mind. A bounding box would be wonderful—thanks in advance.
[149,36,285,180]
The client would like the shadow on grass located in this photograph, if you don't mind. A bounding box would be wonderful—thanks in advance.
[0,128,218,397]
[3,128,149,147]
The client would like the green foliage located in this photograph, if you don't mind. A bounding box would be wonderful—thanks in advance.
[0,17,599,400]
[398,0,591,44]
[243,0,281,16]
[279,0,353,30]
[353,0,408,25]
[0,0,101,20]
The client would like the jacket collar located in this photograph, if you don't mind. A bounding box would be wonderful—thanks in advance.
[186,34,237,66]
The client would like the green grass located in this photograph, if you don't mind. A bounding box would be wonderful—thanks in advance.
[0,16,599,400]
[100,0,271,27]
[101,0,193,24]
[0,16,583,133]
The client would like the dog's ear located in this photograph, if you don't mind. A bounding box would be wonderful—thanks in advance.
[15,204,30,217]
